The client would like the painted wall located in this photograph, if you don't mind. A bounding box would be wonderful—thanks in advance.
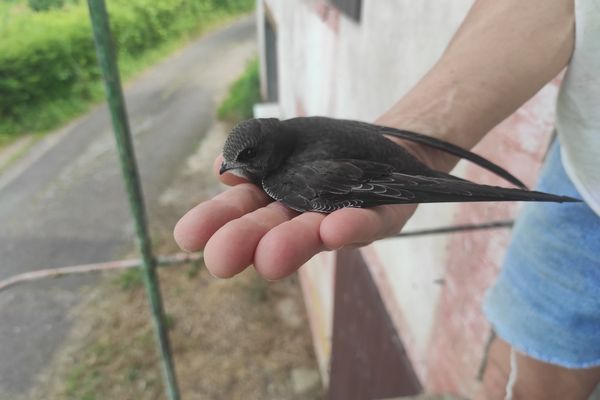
[257,0,558,396]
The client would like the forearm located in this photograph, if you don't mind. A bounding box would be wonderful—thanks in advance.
[377,0,574,172]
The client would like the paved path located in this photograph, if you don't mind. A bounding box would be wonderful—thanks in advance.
[0,17,255,398]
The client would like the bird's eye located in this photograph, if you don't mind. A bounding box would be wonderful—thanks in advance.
[237,147,257,160]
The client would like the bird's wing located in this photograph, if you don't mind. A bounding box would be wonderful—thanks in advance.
[344,119,529,189]
[262,159,578,213]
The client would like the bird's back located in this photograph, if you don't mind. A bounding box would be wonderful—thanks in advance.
[281,116,433,175]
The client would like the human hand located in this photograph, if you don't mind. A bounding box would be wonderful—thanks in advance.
[174,0,575,281]
[173,131,428,280]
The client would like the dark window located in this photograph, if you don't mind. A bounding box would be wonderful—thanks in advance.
[264,12,279,102]
[329,0,362,22]
[329,249,422,399]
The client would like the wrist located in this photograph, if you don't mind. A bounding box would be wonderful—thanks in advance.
[374,115,458,173]
[395,138,457,173]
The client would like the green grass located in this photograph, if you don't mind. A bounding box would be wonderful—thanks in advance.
[0,0,253,149]
[63,332,160,400]
[0,16,232,141]
[0,13,238,141]
[165,312,176,330]
[0,85,105,139]
[217,57,260,123]
[114,268,143,290]
[0,134,39,172]
[64,341,112,400]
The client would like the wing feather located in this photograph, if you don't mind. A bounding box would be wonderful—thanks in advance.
[341,118,529,189]
[262,159,578,213]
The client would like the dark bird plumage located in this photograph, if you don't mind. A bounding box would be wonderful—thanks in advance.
[220,116,579,213]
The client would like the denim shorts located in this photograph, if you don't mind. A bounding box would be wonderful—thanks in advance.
[483,138,600,368]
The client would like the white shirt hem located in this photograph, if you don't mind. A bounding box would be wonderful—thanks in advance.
[560,146,600,217]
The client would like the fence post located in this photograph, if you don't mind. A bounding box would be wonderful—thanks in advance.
[85,1,180,398]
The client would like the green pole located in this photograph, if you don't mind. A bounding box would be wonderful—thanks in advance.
[85,1,180,399]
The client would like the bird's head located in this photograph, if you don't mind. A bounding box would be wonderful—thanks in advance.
[220,118,294,183]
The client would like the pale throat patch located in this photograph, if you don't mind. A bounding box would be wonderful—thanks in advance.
[228,169,249,179]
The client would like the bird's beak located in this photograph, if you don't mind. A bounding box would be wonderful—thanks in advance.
[219,160,240,175]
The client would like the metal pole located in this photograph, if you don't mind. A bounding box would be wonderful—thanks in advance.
[0,252,203,292]
[85,1,180,398]
[389,220,514,238]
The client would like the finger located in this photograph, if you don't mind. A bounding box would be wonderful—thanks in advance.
[213,155,248,186]
[320,204,417,249]
[203,202,298,278]
[254,212,327,280]
[173,183,270,252]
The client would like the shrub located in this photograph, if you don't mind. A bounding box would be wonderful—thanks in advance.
[0,7,98,122]
[218,58,260,123]
[0,0,254,136]
[28,0,72,12]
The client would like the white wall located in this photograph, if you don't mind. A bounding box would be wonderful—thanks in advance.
[259,0,558,395]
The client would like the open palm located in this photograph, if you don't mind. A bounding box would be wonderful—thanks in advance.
[173,153,418,280]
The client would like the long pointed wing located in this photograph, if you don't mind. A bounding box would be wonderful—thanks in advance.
[345,119,529,189]
[262,159,578,213]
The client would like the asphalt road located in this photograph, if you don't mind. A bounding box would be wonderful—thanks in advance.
[0,16,256,398]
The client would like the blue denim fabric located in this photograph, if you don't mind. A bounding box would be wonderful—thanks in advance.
[484,139,600,368]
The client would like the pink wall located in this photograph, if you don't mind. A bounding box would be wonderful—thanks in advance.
[364,81,559,395]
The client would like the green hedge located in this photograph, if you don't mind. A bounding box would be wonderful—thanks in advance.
[28,0,62,12]
[0,0,254,135]
[218,57,260,123]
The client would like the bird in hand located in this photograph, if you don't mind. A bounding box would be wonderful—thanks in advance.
[219,116,579,213]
